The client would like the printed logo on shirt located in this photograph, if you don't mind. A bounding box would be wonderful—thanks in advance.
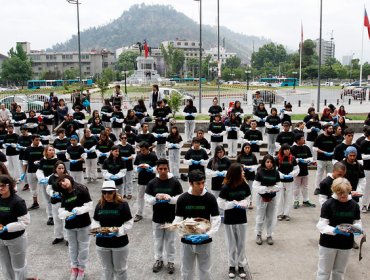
[185,205,206,210]
[65,196,77,203]
[334,211,354,218]
[155,188,172,193]
[98,209,120,216]
[229,191,247,198]
[264,176,277,183]
[0,206,11,212]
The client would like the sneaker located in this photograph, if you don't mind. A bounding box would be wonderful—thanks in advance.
[293,201,299,209]
[152,260,163,273]
[65,241,69,246]
[46,217,54,226]
[126,195,132,200]
[314,188,320,195]
[22,184,30,191]
[266,236,274,245]
[134,215,143,222]
[28,203,40,210]
[167,262,175,274]
[303,201,316,208]
[238,267,247,279]
[70,268,78,280]
[228,267,236,278]
[361,206,368,213]
[52,238,64,245]
[353,241,359,249]
[256,235,263,245]
[277,215,284,221]
[76,268,85,280]
[285,215,291,221]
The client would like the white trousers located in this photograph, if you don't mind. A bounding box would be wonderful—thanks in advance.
[112,128,122,140]
[277,182,294,216]
[96,245,129,280]
[156,144,166,160]
[70,171,84,185]
[85,158,98,180]
[181,243,213,280]
[306,141,316,161]
[255,195,277,236]
[227,139,238,158]
[315,161,333,189]
[169,149,180,178]
[152,222,176,262]
[0,233,28,280]
[52,202,66,239]
[185,120,196,142]
[224,224,248,268]
[26,172,39,198]
[66,226,91,269]
[7,155,21,180]
[294,176,309,202]
[316,246,351,280]
[122,170,133,196]
[210,142,222,158]
[136,184,146,216]
[267,134,278,155]
[361,170,370,208]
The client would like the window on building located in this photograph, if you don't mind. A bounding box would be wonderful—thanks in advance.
[177,42,181,46]
[185,42,188,46]
[192,43,195,46]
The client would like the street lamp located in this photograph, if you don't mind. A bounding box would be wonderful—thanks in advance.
[194,0,202,113]
[122,70,129,96]
[245,70,251,91]
[292,71,298,89]
[317,0,323,112]
[67,0,83,95]
[217,0,220,101]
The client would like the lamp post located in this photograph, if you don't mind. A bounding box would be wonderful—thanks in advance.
[122,70,128,96]
[317,0,323,112]
[245,70,251,91]
[194,0,202,113]
[217,0,220,101]
[67,0,83,95]
[292,71,298,89]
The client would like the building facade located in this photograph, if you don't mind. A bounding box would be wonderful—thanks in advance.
[315,38,335,64]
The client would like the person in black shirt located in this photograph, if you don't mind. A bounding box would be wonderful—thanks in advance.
[224,113,241,158]
[218,163,251,279]
[313,124,337,195]
[96,131,114,167]
[279,102,292,125]
[102,146,126,196]
[36,122,51,146]
[276,144,299,221]
[17,126,32,191]
[152,119,169,160]
[208,97,222,122]
[149,84,163,110]
[359,127,370,212]
[319,162,346,206]
[72,106,87,141]
[53,128,71,171]
[253,102,268,135]
[4,124,21,181]
[265,108,281,155]
[124,110,140,134]
[145,158,183,274]
[243,120,263,157]
[333,125,344,146]
[316,178,362,280]
[123,125,137,146]
[292,121,305,139]
[276,121,295,149]
[66,135,87,184]
[183,99,197,143]
[135,122,156,151]
[0,175,30,280]
[40,101,55,133]
[173,170,220,280]
[290,135,315,209]
[153,100,170,122]
[166,126,183,179]
[57,174,93,280]
[208,114,226,157]
[11,105,26,135]
[92,181,133,280]
[80,128,98,183]
[253,155,281,245]
[110,105,125,140]
[133,99,148,123]
[89,117,105,138]
[194,129,211,154]
[304,108,321,156]
[101,99,113,128]
[25,110,39,134]
[111,85,124,109]
[118,133,136,199]
[184,138,209,175]
[133,141,158,222]
[333,128,361,164]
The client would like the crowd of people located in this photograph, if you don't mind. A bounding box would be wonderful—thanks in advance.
[0,85,368,280]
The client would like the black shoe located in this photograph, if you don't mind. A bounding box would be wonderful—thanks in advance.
[228,267,236,279]
[314,188,320,195]
[134,215,143,222]
[22,184,29,191]
[28,203,39,210]
[46,217,54,226]
[152,260,163,273]
[65,241,69,246]
[167,262,175,274]
[52,238,64,245]
[303,201,316,207]
[256,235,263,245]
[238,267,247,279]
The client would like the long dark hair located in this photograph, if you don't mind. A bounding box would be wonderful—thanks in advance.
[211,145,225,170]
[108,145,120,161]
[137,99,147,111]
[223,163,244,189]
[238,142,252,159]
[170,126,180,140]
[53,160,68,175]
[0,162,11,177]
[0,174,16,196]
[278,143,293,165]
[261,154,276,169]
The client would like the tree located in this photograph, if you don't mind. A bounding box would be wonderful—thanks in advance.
[167,91,183,117]
[251,43,287,70]
[96,78,109,102]
[41,70,62,80]
[160,43,185,76]
[64,68,79,80]
[102,68,115,82]
[1,43,32,86]
[224,56,241,69]
[117,51,139,71]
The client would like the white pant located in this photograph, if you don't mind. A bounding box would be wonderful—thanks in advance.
[185,120,195,142]
[136,184,146,216]
[210,142,222,158]
[361,170,370,208]
[0,233,28,280]
[306,141,316,161]
[294,176,309,202]
[40,182,52,219]
[7,155,21,180]
[112,128,122,140]
[181,243,213,280]
[102,121,111,128]
[156,144,166,160]
[122,170,133,196]
[277,182,294,216]
[85,158,98,180]
[152,222,176,262]
[267,134,278,155]
[70,171,84,185]
[96,245,129,280]
[52,203,66,239]
[168,149,180,178]
[315,161,333,189]
[227,139,238,158]
[255,195,278,236]
[66,226,91,269]
[316,246,351,280]
[257,126,265,135]
[26,172,39,198]
[224,224,248,268]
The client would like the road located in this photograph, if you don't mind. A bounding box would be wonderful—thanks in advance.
[20,171,369,280]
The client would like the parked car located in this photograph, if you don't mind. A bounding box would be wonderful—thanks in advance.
[0,95,46,112]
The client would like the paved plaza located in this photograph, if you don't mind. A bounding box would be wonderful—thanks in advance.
[20,171,369,280]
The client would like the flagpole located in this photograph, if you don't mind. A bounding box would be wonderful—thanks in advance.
[360,8,365,87]
[299,21,303,86]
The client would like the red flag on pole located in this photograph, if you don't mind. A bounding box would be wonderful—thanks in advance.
[365,9,370,39]
[301,22,304,43]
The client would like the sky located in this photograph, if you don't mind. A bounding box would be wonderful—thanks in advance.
[1,0,370,63]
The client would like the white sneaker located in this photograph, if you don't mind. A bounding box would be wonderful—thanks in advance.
[362,206,368,213]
